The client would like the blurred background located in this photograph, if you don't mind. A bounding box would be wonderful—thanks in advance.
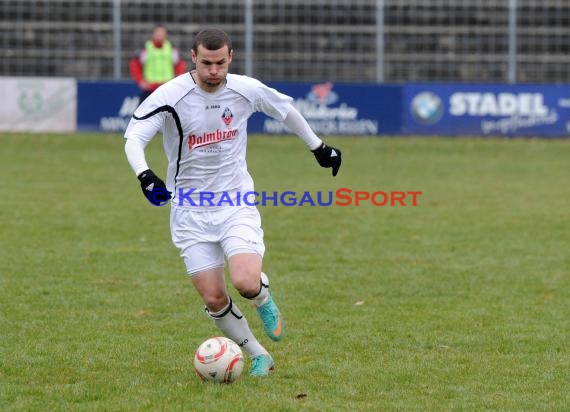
[1,0,569,84]
[1,0,569,136]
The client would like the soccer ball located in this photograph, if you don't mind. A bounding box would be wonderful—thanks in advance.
[193,337,244,383]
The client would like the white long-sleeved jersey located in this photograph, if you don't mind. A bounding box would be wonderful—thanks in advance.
[125,72,305,208]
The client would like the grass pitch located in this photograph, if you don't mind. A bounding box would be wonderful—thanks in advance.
[1,133,569,411]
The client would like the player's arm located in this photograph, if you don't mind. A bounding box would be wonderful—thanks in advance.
[250,79,342,176]
[124,111,171,206]
[282,104,342,177]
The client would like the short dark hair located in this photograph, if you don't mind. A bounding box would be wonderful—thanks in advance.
[192,28,232,53]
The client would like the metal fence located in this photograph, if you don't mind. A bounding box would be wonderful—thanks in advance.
[1,0,569,83]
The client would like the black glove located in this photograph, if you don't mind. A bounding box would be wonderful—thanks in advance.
[137,169,172,206]
[312,143,342,176]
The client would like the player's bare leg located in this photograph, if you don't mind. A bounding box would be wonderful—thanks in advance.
[228,253,264,300]
[228,253,284,341]
[226,254,281,376]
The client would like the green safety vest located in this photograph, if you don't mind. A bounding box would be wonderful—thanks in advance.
[143,40,175,83]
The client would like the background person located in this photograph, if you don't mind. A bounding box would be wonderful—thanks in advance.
[129,25,187,103]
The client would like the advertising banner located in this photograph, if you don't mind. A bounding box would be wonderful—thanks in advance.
[248,82,402,135]
[77,80,402,136]
[0,77,76,132]
[77,79,570,138]
[404,84,570,137]
[77,81,140,132]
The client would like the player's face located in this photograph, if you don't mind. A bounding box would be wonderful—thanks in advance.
[191,45,233,92]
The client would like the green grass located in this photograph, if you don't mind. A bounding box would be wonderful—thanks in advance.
[1,133,569,411]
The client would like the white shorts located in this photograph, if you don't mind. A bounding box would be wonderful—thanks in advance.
[170,205,265,275]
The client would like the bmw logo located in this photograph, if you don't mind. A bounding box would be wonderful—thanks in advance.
[411,92,444,125]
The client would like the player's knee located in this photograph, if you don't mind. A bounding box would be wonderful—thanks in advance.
[233,273,261,299]
[203,293,230,313]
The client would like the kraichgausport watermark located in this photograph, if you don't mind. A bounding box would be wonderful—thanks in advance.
[146,187,422,207]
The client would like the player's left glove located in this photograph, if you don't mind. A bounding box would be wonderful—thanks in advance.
[312,143,342,176]
[137,169,172,206]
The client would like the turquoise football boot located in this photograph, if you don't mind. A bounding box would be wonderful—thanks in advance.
[256,295,284,341]
[250,353,275,377]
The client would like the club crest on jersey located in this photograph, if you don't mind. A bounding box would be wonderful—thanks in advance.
[222,107,233,126]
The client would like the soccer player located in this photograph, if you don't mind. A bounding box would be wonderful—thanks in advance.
[124,28,341,377]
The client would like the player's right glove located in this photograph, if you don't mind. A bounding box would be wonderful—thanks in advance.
[137,169,172,206]
[312,143,342,176]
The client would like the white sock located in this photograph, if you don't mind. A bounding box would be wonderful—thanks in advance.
[206,298,266,358]
[251,272,270,307]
